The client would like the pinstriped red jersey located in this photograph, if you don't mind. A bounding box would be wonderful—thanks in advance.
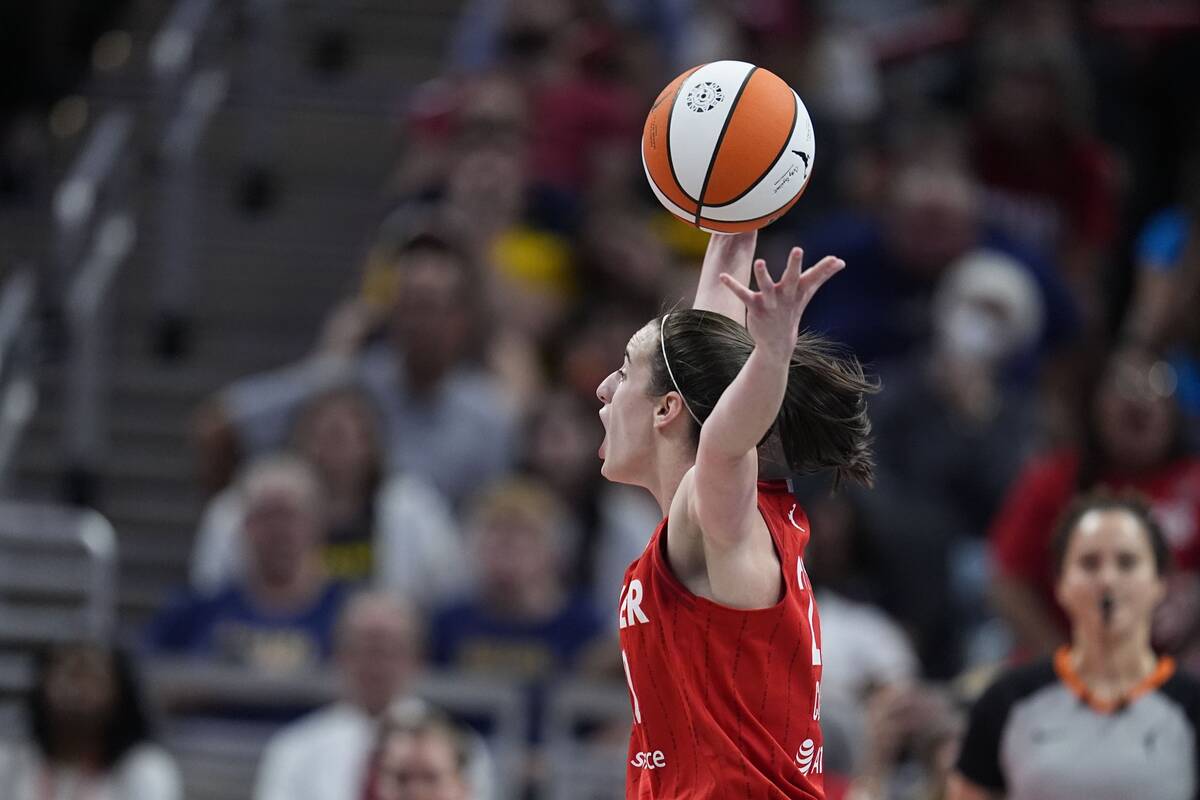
[618,480,825,799]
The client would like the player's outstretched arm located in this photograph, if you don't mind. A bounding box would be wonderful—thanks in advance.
[690,248,844,548]
[692,231,757,322]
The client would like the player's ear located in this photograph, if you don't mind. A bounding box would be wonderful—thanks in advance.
[653,392,686,430]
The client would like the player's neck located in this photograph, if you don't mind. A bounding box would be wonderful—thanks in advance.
[647,446,694,515]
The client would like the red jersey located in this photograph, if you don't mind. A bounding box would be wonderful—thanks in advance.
[618,481,825,799]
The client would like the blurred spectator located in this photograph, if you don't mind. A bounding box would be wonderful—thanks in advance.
[860,250,1045,673]
[429,479,607,742]
[0,643,182,799]
[552,301,647,408]
[1123,149,1200,438]
[990,348,1200,660]
[363,704,476,800]
[795,139,1077,373]
[801,490,920,773]
[954,491,1200,800]
[969,8,1117,317]
[191,389,466,609]
[844,684,963,800]
[146,455,347,673]
[518,390,659,609]
[255,592,423,800]
[204,230,518,507]
[448,0,643,219]
[577,207,691,318]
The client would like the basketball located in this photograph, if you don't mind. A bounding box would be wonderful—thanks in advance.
[641,60,816,233]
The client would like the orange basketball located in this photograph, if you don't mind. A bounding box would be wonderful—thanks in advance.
[642,61,815,233]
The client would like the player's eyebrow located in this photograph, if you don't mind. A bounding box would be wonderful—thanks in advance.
[624,348,631,365]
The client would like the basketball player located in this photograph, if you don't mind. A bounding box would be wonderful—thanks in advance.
[596,231,875,798]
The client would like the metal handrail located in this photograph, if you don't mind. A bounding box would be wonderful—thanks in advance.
[151,0,230,356]
[0,501,118,642]
[52,111,134,303]
[150,0,220,82]
[0,269,37,496]
[63,213,137,482]
[156,67,228,336]
[54,110,136,500]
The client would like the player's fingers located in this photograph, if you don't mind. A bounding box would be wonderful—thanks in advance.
[719,272,758,305]
[798,256,844,295]
[753,259,773,290]
[779,248,804,292]
[752,260,777,308]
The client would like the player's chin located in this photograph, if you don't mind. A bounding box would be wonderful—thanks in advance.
[599,454,626,483]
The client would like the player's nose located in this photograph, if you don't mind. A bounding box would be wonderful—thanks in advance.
[597,374,613,404]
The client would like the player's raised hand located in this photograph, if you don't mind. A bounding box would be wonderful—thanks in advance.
[694,231,758,321]
[718,247,844,358]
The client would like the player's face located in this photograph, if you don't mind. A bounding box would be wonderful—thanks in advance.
[595,324,658,485]
[1056,510,1165,639]
[373,733,468,800]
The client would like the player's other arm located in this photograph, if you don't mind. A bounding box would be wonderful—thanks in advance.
[692,232,757,322]
[690,249,844,549]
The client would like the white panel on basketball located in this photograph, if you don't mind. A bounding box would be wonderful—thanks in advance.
[641,150,696,221]
[700,91,816,223]
[668,60,755,202]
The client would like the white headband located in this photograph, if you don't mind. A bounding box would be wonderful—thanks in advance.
[659,313,702,425]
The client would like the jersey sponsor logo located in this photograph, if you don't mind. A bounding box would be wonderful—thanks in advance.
[787,504,807,532]
[630,750,667,770]
[619,579,651,629]
[795,739,823,776]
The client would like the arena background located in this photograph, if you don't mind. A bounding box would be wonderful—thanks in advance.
[1,1,1199,798]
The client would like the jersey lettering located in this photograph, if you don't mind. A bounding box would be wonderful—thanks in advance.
[619,579,650,629]
[812,680,821,722]
[622,649,643,724]
[796,558,822,667]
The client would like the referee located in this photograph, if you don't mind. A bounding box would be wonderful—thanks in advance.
[951,491,1200,800]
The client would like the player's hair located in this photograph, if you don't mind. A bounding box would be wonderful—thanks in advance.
[1050,489,1171,578]
[650,310,877,488]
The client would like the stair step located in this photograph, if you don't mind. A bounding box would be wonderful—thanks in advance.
[105,495,206,530]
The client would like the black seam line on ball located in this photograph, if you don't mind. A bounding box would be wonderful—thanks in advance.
[667,64,705,206]
[695,65,758,226]
[703,88,799,210]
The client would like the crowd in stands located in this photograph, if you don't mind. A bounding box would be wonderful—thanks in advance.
[4,0,1200,798]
